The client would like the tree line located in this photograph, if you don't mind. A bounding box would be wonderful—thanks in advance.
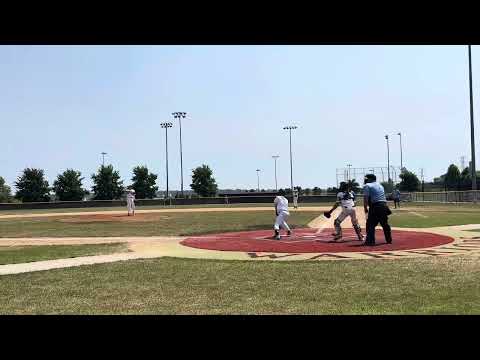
[0,164,219,203]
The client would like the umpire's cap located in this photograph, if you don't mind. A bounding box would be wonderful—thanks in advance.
[364,174,376,183]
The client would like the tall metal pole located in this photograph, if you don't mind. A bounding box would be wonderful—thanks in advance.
[173,112,187,198]
[284,126,297,194]
[398,132,403,170]
[385,135,391,183]
[161,122,173,199]
[468,45,477,191]
[272,156,279,191]
[101,152,107,167]
[166,126,169,197]
[347,164,352,182]
[256,169,260,192]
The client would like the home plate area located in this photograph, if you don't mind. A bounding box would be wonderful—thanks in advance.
[180,228,454,254]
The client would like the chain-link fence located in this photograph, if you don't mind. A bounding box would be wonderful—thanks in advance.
[406,191,480,203]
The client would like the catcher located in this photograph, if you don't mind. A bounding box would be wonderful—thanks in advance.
[324,182,364,242]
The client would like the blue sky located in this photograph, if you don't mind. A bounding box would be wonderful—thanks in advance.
[0,45,478,192]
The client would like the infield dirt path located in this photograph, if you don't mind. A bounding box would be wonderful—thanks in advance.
[0,206,330,220]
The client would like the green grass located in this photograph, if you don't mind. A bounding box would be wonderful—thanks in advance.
[0,243,128,265]
[1,256,479,314]
[0,202,333,215]
[0,211,319,238]
[389,208,480,228]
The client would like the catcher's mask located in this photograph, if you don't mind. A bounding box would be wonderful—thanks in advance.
[278,189,286,196]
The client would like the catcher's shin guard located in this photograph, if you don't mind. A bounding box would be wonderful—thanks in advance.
[353,224,363,241]
[334,218,342,237]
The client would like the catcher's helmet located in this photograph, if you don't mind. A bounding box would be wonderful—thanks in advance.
[364,174,376,184]
[278,189,286,196]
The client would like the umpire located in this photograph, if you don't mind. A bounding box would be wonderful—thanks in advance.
[363,174,392,245]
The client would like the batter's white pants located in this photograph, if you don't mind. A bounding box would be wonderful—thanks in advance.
[127,199,135,214]
[274,211,291,231]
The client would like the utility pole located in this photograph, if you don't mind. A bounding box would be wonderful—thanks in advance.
[272,156,279,191]
[160,122,173,199]
[468,45,477,192]
[172,112,187,198]
[101,152,107,167]
[256,169,261,192]
[397,132,403,170]
[283,126,298,194]
[385,135,391,183]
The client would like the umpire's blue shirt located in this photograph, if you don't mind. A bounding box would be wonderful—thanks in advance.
[363,182,387,205]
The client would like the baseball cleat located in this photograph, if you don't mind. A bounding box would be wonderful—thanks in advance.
[275,234,281,240]
[287,230,292,236]
[333,234,342,241]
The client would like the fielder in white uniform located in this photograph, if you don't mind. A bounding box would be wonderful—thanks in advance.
[127,189,136,216]
[328,183,363,241]
[293,189,299,209]
[274,189,292,240]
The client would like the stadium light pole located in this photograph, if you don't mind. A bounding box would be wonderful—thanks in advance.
[101,152,107,167]
[468,45,477,192]
[172,112,187,198]
[272,155,280,191]
[347,164,352,182]
[161,122,173,199]
[385,135,391,183]
[256,169,261,192]
[397,132,403,171]
[283,126,298,194]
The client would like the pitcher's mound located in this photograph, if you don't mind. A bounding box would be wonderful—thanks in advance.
[181,228,453,253]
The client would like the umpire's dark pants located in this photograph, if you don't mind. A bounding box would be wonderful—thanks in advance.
[365,202,392,245]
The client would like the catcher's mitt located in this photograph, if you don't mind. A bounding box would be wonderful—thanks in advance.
[323,211,331,219]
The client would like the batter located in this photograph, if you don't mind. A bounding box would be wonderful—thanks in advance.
[273,189,291,240]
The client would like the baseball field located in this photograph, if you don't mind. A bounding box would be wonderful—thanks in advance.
[1,202,480,314]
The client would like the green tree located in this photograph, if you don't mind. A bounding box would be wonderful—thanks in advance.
[53,169,88,201]
[381,181,394,194]
[399,169,420,192]
[312,186,321,195]
[445,164,461,190]
[91,165,125,200]
[190,164,218,197]
[0,176,13,203]
[304,188,312,195]
[130,166,158,199]
[14,168,50,202]
[347,179,361,193]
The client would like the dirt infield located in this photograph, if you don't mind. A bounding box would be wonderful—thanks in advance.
[1,208,480,275]
[0,206,330,220]
[181,228,454,253]
[57,213,174,223]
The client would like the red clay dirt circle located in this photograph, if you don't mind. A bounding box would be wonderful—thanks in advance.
[181,228,454,253]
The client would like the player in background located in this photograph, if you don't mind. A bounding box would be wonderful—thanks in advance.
[127,189,136,216]
[393,187,401,209]
[327,182,364,242]
[274,189,292,240]
[293,188,299,209]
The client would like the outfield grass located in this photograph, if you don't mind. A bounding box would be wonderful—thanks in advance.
[0,211,319,238]
[0,243,129,265]
[0,202,335,216]
[1,256,479,314]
